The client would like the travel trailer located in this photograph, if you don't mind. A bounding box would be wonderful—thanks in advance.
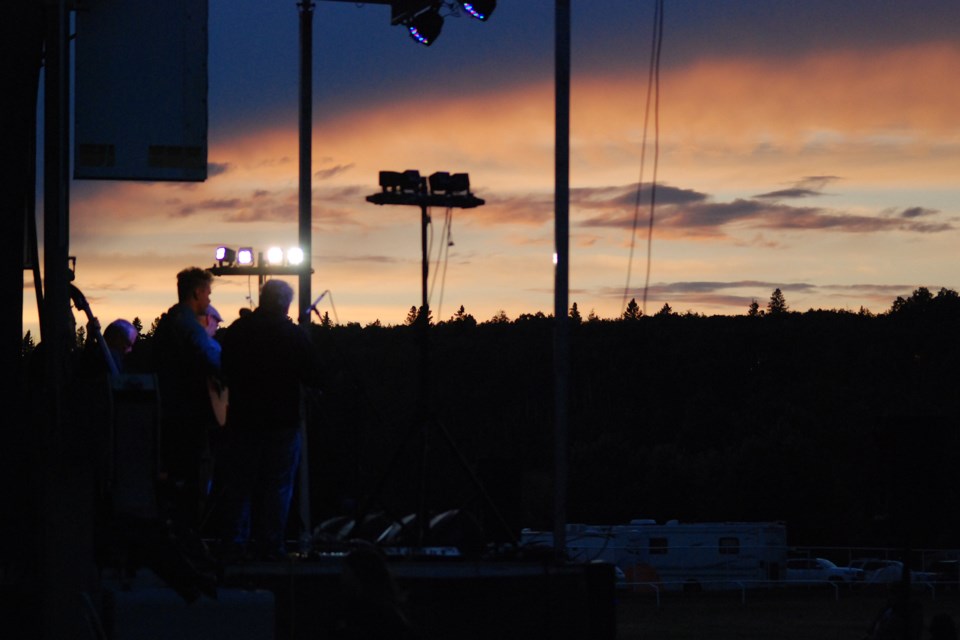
[521,520,788,591]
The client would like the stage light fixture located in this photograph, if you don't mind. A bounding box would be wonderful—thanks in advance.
[429,171,470,195]
[379,170,403,192]
[448,172,470,193]
[461,1,495,21]
[237,247,255,266]
[408,6,443,46]
[428,171,450,194]
[215,246,236,266]
[287,247,304,265]
[401,169,423,193]
[266,246,284,266]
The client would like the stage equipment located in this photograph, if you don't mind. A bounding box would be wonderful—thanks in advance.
[407,4,443,45]
[461,1,495,21]
[428,171,470,195]
[266,247,285,265]
[237,247,255,266]
[287,247,305,266]
[215,246,236,267]
[357,170,516,553]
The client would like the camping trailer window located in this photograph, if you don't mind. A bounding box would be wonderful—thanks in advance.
[649,537,668,554]
[718,537,740,555]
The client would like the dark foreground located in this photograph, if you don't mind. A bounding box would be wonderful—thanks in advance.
[616,586,960,639]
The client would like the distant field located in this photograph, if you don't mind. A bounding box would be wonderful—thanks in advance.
[616,587,960,640]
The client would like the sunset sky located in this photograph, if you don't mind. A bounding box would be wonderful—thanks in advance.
[25,0,960,336]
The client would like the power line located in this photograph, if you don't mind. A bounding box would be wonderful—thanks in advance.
[622,0,665,317]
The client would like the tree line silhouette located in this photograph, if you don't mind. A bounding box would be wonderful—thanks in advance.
[21,287,960,549]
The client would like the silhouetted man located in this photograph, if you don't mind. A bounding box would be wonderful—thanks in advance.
[153,267,222,532]
[217,279,321,560]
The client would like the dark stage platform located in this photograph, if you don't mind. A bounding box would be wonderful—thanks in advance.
[103,556,616,639]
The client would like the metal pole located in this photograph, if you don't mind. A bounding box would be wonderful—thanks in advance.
[297,0,315,550]
[42,2,94,636]
[418,199,430,545]
[553,0,571,560]
[298,1,314,324]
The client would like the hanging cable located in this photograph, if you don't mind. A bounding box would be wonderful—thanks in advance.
[622,0,664,317]
[428,207,453,310]
[435,208,454,321]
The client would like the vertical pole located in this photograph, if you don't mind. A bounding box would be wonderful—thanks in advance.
[553,0,571,559]
[298,1,314,324]
[297,0,315,551]
[417,198,430,545]
[42,1,93,636]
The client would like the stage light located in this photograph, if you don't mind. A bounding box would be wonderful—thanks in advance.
[215,246,236,266]
[379,170,404,192]
[408,6,443,46]
[448,173,470,193]
[380,169,423,193]
[401,169,422,192]
[461,1,495,21]
[429,171,470,195]
[237,247,255,266]
[266,246,284,265]
[287,247,304,265]
[428,171,450,194]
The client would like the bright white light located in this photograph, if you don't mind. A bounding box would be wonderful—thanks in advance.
[553,252,558,265]
[215,246,227,261]
[287,247,304,265]
[237,247,254,265]
[266,247,284,265]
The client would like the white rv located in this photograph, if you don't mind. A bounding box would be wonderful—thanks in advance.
[521,520,787,591]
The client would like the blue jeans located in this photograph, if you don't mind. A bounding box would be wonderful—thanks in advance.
[216,427,301,557]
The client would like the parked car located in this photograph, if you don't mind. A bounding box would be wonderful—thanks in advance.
[786,558,864,584]
[847,559,937,584]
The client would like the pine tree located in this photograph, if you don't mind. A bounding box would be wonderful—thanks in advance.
[767,288,788,315]
[569,302,582,324]
[147,316,162,337]
[404,306,419,326]
[452,305,477,326]
[622,298,641,321]
[22,330,35,357]
[655,303,673,317]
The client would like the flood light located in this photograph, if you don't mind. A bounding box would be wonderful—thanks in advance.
[237,247,255,266]
[408,6,443,46]
[429,171,470,194]
[287,247,305,265]
[380,170,404,192]
[266,246,284,265]
[215,246,236,266]
[461,1,495,21]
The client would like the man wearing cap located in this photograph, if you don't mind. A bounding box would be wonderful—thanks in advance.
[200,305,223,340]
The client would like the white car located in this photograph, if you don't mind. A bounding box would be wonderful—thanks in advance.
[786,558,864,584]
